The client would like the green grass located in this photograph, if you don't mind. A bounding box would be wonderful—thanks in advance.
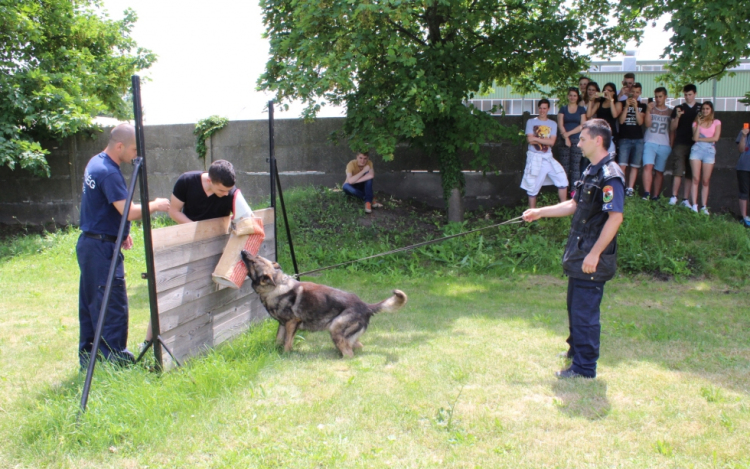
[271,186,750,285]
[0,188,749,467]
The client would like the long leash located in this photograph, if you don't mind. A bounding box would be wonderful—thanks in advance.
[293,215,524,278]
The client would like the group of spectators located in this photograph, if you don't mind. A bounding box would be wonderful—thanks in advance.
[522,73,750,227]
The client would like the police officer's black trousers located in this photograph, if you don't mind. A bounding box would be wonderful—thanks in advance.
[77,235,134,367]
[565,277,605,378]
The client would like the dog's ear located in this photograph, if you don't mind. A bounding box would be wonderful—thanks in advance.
[272,262,282,270]
[261,274,276,286]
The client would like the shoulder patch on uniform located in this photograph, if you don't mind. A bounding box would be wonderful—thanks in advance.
[603,185,614,203]
[602,203,613,211]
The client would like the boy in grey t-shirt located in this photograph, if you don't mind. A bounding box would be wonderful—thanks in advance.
[520,99,568,208]
[642,87,672,200]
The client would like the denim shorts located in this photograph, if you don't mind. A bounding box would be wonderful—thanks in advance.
[617,139,644,168]
[689,142,716,165]
[642,142,671,172]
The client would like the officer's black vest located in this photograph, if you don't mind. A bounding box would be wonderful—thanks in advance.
[562,154,625,282]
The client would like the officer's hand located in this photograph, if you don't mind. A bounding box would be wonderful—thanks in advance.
[522,209,541,222]
[582,252,600,274]
[152,198,170,212]
[122,234,133,250]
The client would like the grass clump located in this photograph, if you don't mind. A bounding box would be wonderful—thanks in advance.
[273,186,750,283]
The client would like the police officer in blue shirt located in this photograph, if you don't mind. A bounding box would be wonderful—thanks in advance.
[77,124,170,367]
[523,118,625,379]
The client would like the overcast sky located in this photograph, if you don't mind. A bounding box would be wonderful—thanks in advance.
[100,0,672,125]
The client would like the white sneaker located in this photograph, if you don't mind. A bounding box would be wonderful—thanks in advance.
[700,206,710,215]
[681,199,692,208]
[669,196,678,205]
[691,204,698,213]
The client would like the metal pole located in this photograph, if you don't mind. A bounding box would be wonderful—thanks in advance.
[132,75,163,369]
[79,158,142,416]
[269,100,278,261]
[275,167,299,275]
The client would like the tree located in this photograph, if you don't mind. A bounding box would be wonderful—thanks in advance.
[259,0,650,221]
[0,0,155,177]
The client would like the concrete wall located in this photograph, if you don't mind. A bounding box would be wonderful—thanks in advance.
[2,113,748,227]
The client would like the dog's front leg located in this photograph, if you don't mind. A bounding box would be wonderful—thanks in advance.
[275,322,286,346]
[283,319,301,353]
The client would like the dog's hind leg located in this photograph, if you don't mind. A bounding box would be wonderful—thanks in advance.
[329,311,366,358]
[283,319,301,353]
[275,322,286,346]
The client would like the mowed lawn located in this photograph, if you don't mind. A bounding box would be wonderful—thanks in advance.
[0,229,749,468]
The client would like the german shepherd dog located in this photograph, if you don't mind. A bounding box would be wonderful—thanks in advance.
[240,251,407,357]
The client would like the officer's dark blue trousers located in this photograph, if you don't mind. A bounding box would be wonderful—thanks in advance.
[565,277,605,378]
[342,180,374,203]
[76,235,133,367]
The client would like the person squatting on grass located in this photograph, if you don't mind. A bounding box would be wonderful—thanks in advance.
[343,152,383,214]
[617,82,647,197]
[142,160,239,347]
[669,84,700,207]
[689,102,721,215]
[523,119,625,379]
[642,87,673,200]
[521,99,568,208]
[736,123,750,228]
[557,87,588,194]
[77,124,170,368]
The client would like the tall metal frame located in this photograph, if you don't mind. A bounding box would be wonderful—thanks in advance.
[268,101,299,275]
[78,76,180,416]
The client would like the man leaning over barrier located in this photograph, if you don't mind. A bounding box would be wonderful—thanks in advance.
[77,124,170,368]
[522,119,625,379]
[140,159,240,349]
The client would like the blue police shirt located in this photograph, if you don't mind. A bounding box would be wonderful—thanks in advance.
[79,152,130,238]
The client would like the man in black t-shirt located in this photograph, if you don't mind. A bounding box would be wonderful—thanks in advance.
[617,83,647,196]
[169,160,236,223]
[142,160,238,347]
[668,84,700,207]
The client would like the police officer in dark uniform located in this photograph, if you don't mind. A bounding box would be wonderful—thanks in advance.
[77,124,170,367]
[523,118,625,379]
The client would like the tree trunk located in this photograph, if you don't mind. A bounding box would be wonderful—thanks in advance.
[447,188,464,222]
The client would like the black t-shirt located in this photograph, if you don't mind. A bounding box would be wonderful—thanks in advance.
[671,102,700,146]
[618,102,647,140]
[594,98,619,141]
[172,171,235,221]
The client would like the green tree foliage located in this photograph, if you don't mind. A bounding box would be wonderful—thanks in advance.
[0,0,155,176]
[258,0,647,219]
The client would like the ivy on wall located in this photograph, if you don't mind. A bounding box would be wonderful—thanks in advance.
[194,116,229,159]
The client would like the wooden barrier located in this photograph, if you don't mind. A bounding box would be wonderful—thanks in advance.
[151,208,274,368]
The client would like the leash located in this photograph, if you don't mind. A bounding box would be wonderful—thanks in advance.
[293,215,524,278]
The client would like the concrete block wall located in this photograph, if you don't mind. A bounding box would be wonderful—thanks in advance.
[1,113,748,227]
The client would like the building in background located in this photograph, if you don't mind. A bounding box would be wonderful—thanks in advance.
[469,54,750,115]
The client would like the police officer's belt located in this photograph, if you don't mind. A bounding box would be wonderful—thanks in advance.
[83,232,118,243]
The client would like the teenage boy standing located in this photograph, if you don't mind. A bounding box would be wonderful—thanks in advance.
[642,87,672,200]
[617,83,646,196]
[669,84,699,207]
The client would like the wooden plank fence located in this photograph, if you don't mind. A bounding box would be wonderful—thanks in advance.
[151,208,274,368]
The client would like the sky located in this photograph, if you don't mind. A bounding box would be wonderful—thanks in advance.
[100,0,673,125]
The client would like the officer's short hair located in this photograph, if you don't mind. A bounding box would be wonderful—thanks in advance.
[582,119,612,150]
[208,160,236,187]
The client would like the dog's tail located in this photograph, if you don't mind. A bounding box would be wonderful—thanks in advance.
[368,290,407,314]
